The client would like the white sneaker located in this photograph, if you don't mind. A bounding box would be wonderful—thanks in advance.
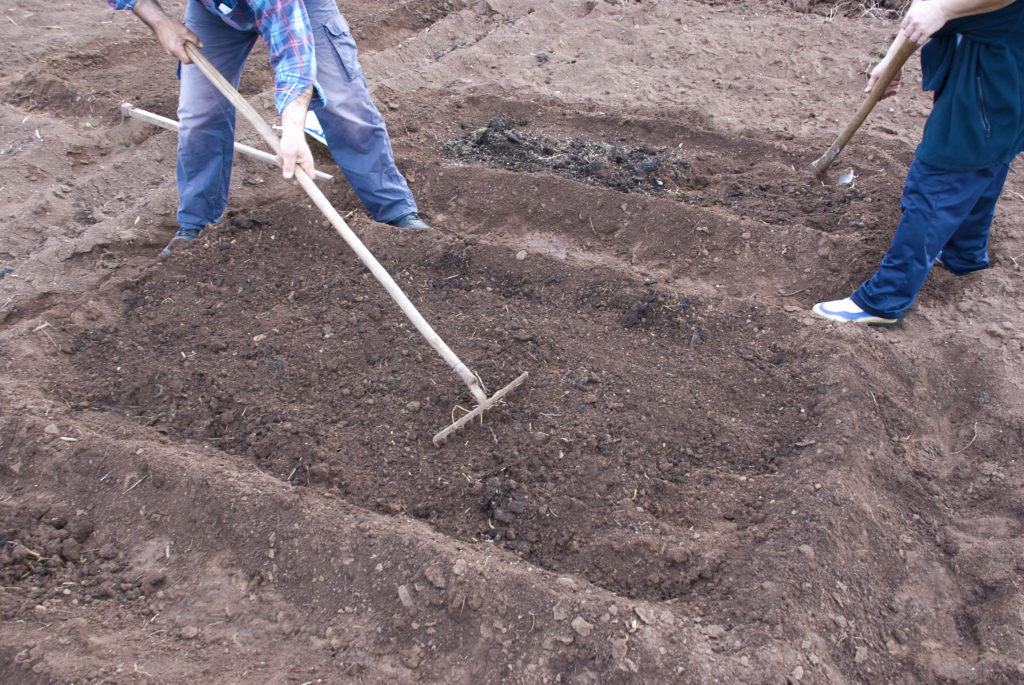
[811,298,898,326]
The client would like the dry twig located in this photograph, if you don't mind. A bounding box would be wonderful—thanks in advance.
[954,422,978,454]
[122,474,149,496]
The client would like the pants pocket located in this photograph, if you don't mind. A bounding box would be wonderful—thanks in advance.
[324,16,361,82]
[975,76,991,138]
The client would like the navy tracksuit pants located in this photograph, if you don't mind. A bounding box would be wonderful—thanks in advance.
[851,157,1009,320]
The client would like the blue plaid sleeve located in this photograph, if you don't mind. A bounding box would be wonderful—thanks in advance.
[107,0,138,9]
[251,0,323,113]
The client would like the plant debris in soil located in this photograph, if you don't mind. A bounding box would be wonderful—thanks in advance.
[443,115,702,194]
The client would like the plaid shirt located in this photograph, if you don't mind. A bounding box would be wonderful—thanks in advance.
[108,0,319,113]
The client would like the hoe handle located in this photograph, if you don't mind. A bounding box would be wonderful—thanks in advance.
[182,41,489,404]
[810,39,919,180]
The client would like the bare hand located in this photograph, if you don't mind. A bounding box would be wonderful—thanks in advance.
[278,124,316,180]
[131,0,201,63]
[901,0,948,46]
[155,22,201,64]
[279,86,316,180]
[865,62,903,99]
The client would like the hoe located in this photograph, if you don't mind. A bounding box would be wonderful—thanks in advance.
[810,39,919,181]
[143,42,529,446]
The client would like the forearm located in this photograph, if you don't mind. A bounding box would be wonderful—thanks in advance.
[278,86,315,180]
[936,0,1018,20]
[281,86,314,131]
[130,0,173,34]
[901,0,1020,44]
[127,0,199,63]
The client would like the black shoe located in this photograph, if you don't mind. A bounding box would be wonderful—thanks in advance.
[160,227,202,257]
[387,212,430,230]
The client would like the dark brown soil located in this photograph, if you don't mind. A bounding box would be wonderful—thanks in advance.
[1,1,1023,683]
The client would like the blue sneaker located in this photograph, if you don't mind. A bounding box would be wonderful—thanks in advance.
[160,227,202,257]
[387,212,430,230]
[811,298,898,326]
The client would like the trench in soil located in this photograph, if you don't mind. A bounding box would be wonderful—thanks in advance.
[50,96,917,604]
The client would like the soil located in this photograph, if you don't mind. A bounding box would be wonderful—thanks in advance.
[2,1,1023,683]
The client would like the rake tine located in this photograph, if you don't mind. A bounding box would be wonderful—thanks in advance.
[432,372,529,446]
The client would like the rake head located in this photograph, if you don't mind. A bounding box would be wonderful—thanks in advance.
[432,372,529,446]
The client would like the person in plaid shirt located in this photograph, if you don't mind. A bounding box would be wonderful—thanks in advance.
[108,0,429,255]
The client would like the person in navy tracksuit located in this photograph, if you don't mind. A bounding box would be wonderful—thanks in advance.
[813,0,1024,325]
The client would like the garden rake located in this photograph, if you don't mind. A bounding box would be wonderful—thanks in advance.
[181,41,528,446]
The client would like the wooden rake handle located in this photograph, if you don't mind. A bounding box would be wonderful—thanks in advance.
[810,39,919,180]
[182,41,490,405]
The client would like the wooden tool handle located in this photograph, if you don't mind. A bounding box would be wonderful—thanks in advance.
[120,103,334,182]
[182,42,489,404]
[810,39,919,180]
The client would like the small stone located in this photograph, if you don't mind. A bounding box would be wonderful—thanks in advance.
[397,584,415,609]
[7,544,28,564]
[798,544,815,562]
[307,463,330,483]
[68,520,94,544]
[424,566,446,589]
[143,572,166,590]
[791,665,804,681]
[571,616,593,637]
[705,624,727,639]
[516,250,527,261]
[665,546,689,566]
[452,559,467,576]
[553,604,568,622]
[399,644,424,669]
[180,625,199,639]
[611,637,628,660]
[634,606,655,625]
[60,539,81,562]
